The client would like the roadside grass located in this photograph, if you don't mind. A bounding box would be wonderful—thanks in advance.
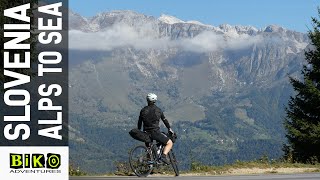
[69,165,87,176]
[187,159,320,175]
[309,169,320,173]
[107,157,320,176]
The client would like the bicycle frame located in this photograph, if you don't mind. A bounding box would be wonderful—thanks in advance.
[146,143,165,167]
[129,140,179,177]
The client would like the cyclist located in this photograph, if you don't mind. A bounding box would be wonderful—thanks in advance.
[138,93,174,164]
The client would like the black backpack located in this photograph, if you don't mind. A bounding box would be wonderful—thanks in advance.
[129,128,152,143]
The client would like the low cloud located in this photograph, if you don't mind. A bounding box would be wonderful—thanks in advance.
[69,23,263,52]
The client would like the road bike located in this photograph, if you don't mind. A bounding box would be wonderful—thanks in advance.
[129,139,179,177]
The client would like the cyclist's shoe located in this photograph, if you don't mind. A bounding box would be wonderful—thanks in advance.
[160,154,170,165]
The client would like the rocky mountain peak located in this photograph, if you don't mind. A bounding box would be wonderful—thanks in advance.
[159,14,185,24]
[264,24,286,33]
[68,9,311,173]
[69,10,307,42]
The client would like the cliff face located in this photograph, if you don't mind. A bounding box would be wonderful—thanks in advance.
[68,10,309,173]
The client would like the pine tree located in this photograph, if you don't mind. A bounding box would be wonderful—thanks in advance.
[284,9,320,163]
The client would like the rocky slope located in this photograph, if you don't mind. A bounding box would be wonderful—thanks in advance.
[68,10,309,173]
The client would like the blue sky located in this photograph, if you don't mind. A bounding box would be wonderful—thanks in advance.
[70,0,319,33]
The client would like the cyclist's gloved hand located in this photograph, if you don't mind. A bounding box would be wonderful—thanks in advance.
[169,128,174,134]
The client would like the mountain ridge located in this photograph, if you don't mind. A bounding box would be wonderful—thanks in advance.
[68,10,310,173]
[69,10,308,37]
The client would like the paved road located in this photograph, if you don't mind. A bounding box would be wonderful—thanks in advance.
[70,173,320,180]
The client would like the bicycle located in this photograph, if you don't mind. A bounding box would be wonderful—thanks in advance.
[129,134,179,177]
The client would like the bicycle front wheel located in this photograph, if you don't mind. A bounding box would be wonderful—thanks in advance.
[168,151,179,176]
[129,145,153,177]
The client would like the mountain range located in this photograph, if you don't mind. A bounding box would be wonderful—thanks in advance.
[68,10,309,173]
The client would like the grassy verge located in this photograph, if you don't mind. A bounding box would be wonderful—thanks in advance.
[187,159,320,175]
[69,165,87,176]
[111,157,320,176]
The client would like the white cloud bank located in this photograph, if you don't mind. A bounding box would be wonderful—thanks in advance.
[69,23,263,53]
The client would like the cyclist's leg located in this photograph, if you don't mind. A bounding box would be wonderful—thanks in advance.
[163,139,173,155]
[150,131,170,147]
[150,131,172,164]
[145,138,153,160]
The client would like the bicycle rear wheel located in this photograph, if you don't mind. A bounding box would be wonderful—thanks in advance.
[168,151,179,176]
[129,145,153,177]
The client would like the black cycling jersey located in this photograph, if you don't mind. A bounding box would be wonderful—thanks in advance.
[138,104,171,132]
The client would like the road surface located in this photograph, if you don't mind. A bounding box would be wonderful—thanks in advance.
[70,173,320,180]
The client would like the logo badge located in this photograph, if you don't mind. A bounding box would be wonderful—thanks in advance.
[10,153,61,169]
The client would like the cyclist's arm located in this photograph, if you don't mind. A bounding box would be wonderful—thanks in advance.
[161,112,171,129]
[138,110,143,130]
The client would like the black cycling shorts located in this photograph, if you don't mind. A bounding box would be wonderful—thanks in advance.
[148,130,170,145]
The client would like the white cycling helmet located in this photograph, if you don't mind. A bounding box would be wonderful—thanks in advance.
[146,93,157,102]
